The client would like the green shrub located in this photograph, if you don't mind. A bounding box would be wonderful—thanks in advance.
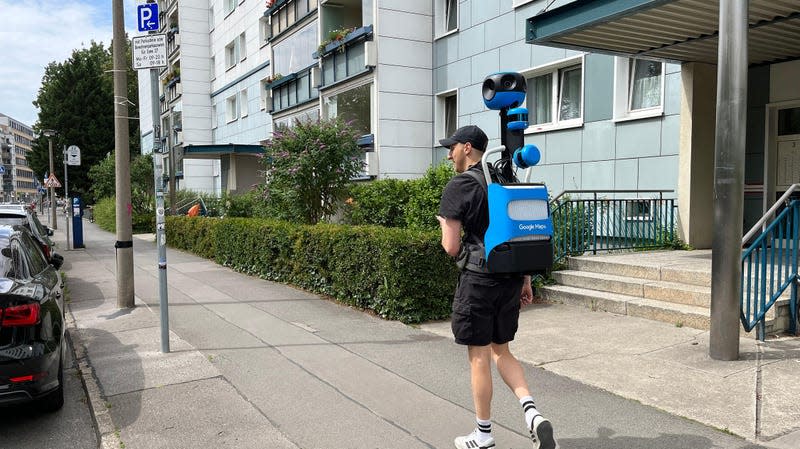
[93,197,116,232]
[165,216,220,259]
[405,163,455,230]
[261,119,364,224]
[343,178,410,227]
[92,196,156,234]
[167,216,458,323]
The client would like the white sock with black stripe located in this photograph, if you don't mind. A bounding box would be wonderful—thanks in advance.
[520,396,540,429]
[475,418,492,443]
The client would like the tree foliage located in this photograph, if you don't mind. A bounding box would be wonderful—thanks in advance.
[30,40,140,203]
[88,152,154,205]
[260,119,364,224]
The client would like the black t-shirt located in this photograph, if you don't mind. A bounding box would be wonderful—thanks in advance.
[438,164,489,247]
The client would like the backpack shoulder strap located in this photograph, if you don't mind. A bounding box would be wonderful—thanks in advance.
[462,169,487,192]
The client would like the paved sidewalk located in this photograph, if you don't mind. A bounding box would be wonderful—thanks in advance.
[53,216,799,449]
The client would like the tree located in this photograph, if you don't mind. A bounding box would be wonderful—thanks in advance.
[29,40,140,203]
[261,119,364,224]
[88,153,154,208]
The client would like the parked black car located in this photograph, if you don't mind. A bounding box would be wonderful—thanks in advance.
[0,225,65,411]
[0,204,61,266]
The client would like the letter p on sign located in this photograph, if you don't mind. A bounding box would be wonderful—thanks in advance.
[137,4,159,32]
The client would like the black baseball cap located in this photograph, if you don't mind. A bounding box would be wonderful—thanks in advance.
[439,125,488,152]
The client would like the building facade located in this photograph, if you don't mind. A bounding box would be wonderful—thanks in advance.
[0,114,39,202]
[138,0,682,190]
[136,0,800,249]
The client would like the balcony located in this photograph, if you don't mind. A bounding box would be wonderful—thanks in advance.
[315,25,373,89]
[166,28,180,57]
[269,65,319,114]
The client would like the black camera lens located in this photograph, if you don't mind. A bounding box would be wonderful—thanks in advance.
[500,74,516,90]
[482,78,496,101]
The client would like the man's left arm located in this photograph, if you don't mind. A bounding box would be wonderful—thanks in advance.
[437,215,462,257]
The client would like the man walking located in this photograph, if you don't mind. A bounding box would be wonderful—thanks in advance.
[437,125,558,449]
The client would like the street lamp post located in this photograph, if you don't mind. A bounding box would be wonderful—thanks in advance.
[42,129,57,229]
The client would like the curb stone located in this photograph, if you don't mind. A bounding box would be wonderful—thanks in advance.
[65,308,124,449]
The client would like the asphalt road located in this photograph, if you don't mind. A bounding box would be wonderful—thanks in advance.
[0,337,98,449]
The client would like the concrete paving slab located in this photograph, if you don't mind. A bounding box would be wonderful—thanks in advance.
[77,326,218,397]
[109,376,298,449]
[210,347,436,449]
[759,360,800,439]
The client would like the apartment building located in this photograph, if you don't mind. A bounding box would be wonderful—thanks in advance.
[0,113,39,202]
[137,1,800,248]
[138,0,683,190]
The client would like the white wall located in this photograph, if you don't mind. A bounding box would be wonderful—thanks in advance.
[770,59,800,103]
[374,0,434,178]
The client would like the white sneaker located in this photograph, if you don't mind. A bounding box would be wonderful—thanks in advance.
[530,415,558,449]
[454,428,495,449]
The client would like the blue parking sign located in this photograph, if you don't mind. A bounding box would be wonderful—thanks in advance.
[137,4,159,32]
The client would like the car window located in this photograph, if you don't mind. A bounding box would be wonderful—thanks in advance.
[0,236,12,278]
[29,212,48,236]
[8,240,30,280]
[18,232,48,276]
[0,217,26,226]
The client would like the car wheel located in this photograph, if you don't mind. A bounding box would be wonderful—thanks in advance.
[39,355,64,412]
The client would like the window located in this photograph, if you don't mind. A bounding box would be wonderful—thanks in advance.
[272,21,318,75]
[436,0,458,37]
[273,107,320,129]
[445,0,457,33]
[435,89,458,144]
[239,32,247,61]
[626,200,652,221]
[629,59,662,111]
[778,107,800,136]
[613,57,665,121]
[224,0,236,15]
[524,57,584,131]
[209,6,215,30]
[260,78,271,110]
[226,95,238,122]
[225,41,237,69]
[325,83,372,136]
[212,105,218,128]
[210,56,216,80]
[270,0,319,38]
[240,90,249,117]
[259,16,270,45]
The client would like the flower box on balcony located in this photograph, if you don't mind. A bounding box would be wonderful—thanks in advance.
[314,25,373,59]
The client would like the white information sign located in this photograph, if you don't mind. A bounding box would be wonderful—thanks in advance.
[132,34,168,70]
[67,145,81,166]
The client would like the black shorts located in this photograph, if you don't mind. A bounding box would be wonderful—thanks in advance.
[451,271,524,346]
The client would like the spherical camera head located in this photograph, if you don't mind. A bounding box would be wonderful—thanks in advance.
[512,144,541,169]
[482,72,527,110]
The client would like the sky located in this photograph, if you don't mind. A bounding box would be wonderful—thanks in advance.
[0,0,139,127]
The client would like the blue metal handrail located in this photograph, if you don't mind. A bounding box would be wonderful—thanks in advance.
[740,200,799,340]
[550,190,675,264]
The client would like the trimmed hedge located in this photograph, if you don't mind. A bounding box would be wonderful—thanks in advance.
[166,216,458,323]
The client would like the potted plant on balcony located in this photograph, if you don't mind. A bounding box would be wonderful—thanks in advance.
[317,27,356,55]
[265,73,283,86]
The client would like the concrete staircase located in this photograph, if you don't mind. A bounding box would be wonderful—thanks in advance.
[539,251,793,335]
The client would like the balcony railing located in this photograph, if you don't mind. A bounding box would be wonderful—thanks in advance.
[270,65,319,114]
[316,25,373,88]
[167,29,180,57]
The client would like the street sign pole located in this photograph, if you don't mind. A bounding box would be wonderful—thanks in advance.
[137,0,171,353]
[151,65,170,354]
[63,145,70,251]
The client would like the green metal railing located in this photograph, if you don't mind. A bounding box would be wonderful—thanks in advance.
[550,190,675,264]
[740,200,800,340]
